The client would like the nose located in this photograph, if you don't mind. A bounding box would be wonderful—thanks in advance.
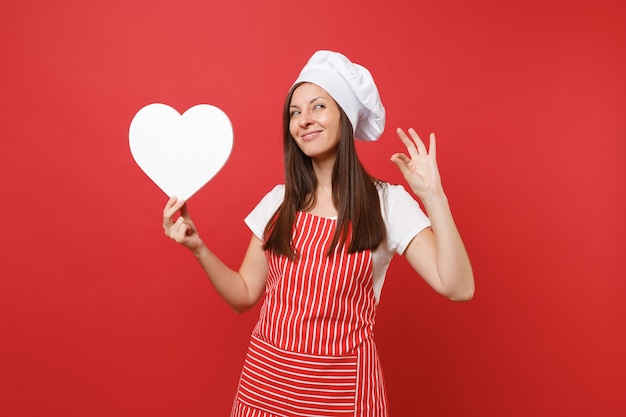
[298,109,313,127]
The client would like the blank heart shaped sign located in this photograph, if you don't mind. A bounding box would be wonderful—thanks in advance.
[129,103,233,200]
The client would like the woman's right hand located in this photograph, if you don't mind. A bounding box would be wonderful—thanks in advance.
[162,196,204,252]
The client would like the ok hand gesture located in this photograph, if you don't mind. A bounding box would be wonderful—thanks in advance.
[390,128,443,200]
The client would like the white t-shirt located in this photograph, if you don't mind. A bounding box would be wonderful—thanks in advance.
[244,183,431,303]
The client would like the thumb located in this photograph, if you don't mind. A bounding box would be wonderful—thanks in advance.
[180,202,191,220]
[390,153,412,177]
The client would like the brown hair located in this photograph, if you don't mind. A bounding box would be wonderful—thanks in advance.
[263,82,386,259]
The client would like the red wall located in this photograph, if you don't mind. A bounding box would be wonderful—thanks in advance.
[2,0,625,415]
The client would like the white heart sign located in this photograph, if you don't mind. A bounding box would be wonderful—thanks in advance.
[129,103,233,200]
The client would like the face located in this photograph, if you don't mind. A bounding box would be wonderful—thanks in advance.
[288,83,342,161]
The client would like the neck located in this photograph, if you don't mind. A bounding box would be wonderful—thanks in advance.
[312,156,334,192]
[307,156,337,217]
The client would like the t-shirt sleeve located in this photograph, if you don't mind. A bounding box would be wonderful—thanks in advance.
[381,183,431,255]
[244,185,285,240]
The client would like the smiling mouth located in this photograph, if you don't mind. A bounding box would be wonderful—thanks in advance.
[301,131,321,141]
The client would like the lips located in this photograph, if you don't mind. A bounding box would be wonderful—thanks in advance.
[301,130,322,141]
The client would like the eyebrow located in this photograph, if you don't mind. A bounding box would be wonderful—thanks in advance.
[289,97,326,108]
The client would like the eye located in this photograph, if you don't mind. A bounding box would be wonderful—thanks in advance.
[313,103,325,110]
[290,109,301,117]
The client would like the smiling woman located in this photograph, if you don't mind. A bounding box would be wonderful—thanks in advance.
[3,1,624,416]
[162,50,474,416]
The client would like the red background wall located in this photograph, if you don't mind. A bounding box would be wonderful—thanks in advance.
[1,0,625,415]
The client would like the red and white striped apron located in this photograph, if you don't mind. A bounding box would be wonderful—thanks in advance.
[232,212,388,416]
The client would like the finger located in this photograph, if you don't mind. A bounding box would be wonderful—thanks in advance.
[408,128,427,155]
[163,196,185,221]
[165,215,180,237]
[163,195,181,211]
[180,202,191,220]
[390,152,411,165]
[172,216,188,242]
[162,197,176,232]
[429,132,437,158]
[396,128,419,157]
[164,210,184,236]
[390,153,412,177]
[174,224,188,243]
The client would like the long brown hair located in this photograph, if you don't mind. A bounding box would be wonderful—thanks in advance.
[263,82,386,259]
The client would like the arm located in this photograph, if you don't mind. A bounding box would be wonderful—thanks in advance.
[390,128,474,301]
[163,197,268,313]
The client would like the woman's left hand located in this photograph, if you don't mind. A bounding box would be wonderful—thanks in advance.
[390,128,442,200]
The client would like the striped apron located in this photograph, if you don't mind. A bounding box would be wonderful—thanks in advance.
[231,212,388,416]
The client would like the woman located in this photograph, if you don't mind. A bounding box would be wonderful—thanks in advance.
[163,50,474,416]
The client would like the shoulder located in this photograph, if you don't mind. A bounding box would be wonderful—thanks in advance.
[244,185,285,239]
[259,184,285,208]
[376,181,431,254]
[376,181,417,209]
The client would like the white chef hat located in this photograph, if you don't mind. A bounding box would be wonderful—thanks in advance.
[293,50,386,142]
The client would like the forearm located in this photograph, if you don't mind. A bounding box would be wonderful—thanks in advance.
[421,191,475,301]
[191,244,257,312]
